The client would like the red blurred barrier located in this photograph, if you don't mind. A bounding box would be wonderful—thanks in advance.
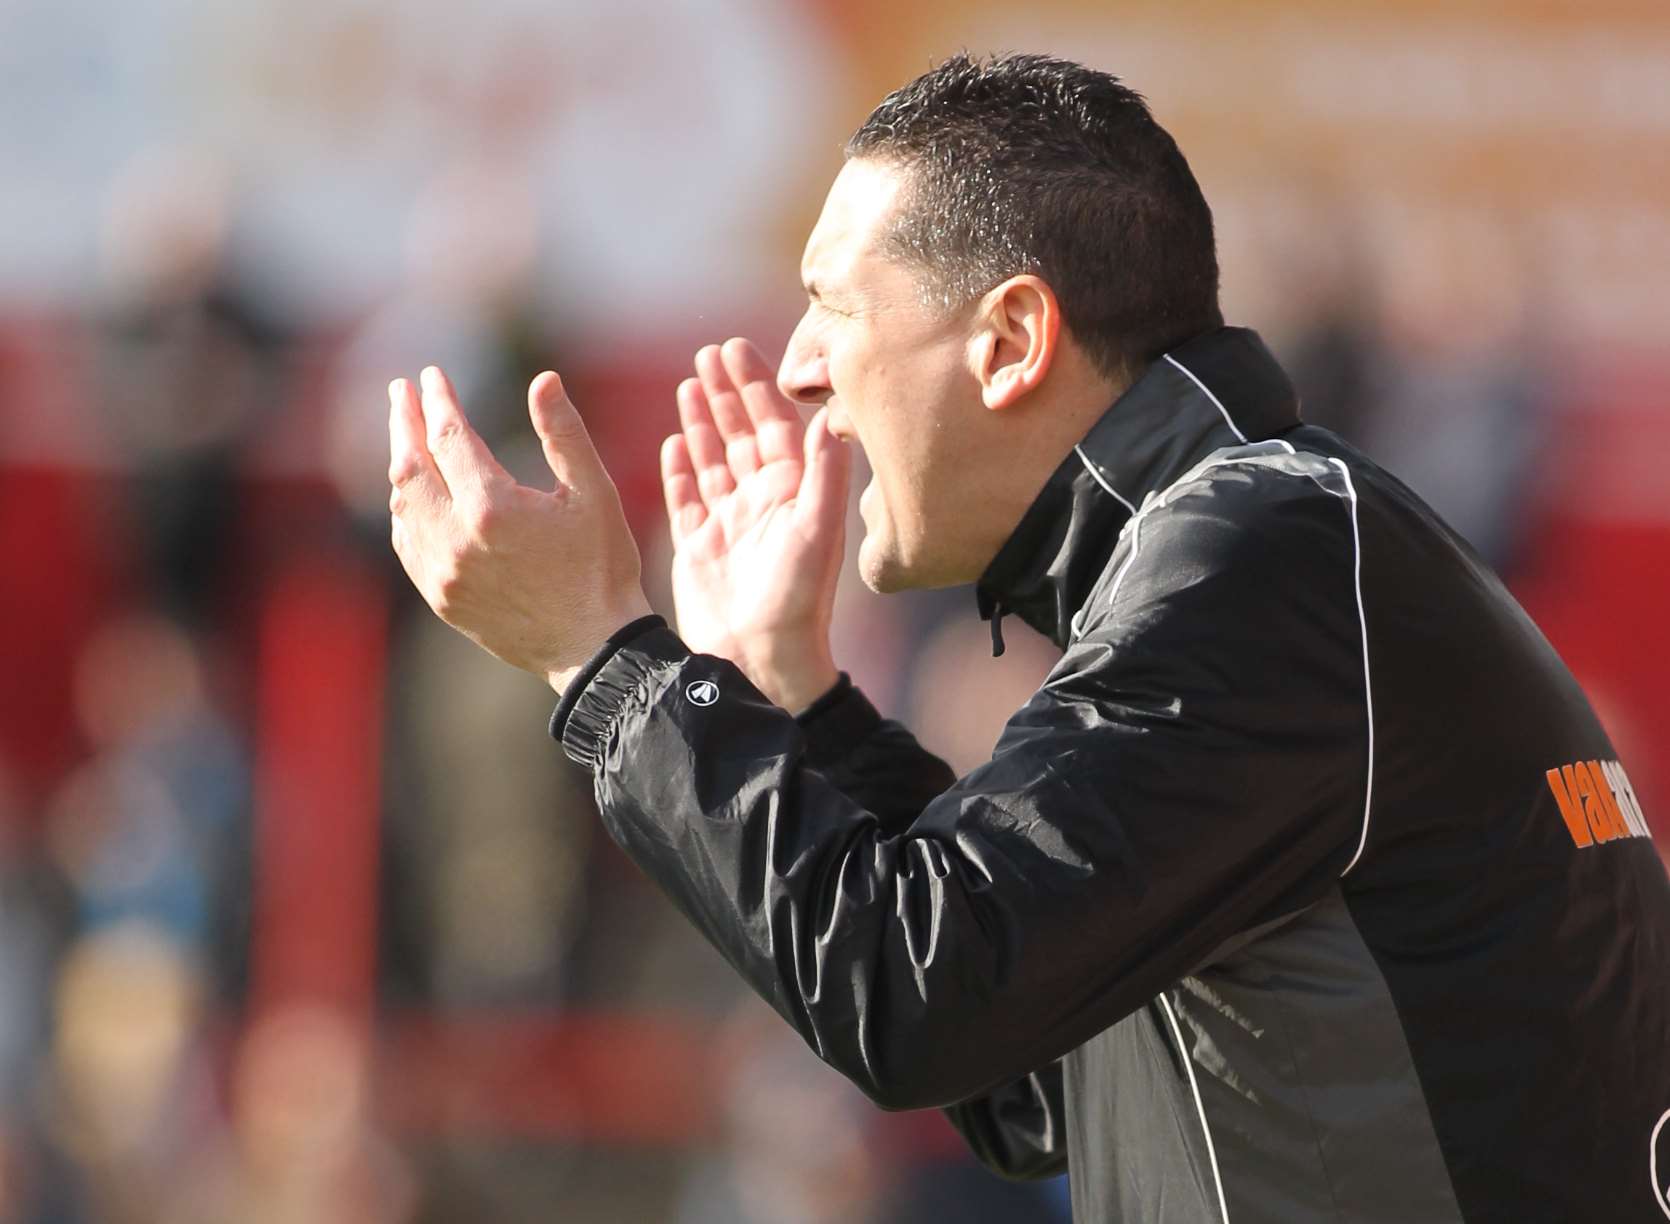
[378,1012,717,1144]
[249,556,388,1021]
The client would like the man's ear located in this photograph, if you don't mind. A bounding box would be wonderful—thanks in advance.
[971,275,1060,412]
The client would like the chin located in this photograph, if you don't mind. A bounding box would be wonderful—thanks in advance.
[857,533,962,594]
[857,542,909,594]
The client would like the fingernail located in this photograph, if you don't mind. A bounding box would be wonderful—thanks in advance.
[421,366,441,391]
[388,378,404,402]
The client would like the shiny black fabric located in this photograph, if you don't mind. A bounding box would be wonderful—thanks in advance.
[555,328,1670,1222]
[792,681,1067,1177]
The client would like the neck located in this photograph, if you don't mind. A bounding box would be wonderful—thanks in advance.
[976,326,1303,646]
[966,359,1128,577]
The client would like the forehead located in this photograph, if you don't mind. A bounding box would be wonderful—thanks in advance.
[800,158,909,284]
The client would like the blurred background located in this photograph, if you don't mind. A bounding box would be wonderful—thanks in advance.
[0,0,1666,1219]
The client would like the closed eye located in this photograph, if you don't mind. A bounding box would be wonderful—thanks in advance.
[804,279,854,318]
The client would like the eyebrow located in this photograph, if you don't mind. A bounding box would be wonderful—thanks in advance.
[805,279,851,308]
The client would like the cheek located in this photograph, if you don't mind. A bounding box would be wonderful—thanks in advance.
[864,425,933,543]
[840,327,967,519]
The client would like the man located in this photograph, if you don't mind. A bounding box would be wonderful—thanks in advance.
[387,54,1670,1223]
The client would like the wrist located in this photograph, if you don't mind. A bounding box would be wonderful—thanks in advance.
[546,592,654,695]
[547,661,588,696]
[750,639,840,714]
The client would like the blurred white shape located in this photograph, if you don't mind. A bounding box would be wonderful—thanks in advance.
[0,0,842,328]
[97,146,230,311]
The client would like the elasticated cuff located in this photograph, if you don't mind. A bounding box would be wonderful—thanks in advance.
[548,614,667,747]
[553,625,691,770]
[795,673,884,771]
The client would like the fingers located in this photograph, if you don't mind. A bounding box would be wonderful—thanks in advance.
[389,376,450,592]
[388,377,447,500]
[676,376,736,508]
[660,433,708,544]
[694,343,760,479]
[793,406,852,536]
[419,366,510,499]
[527,371,606,489]
[718,337,802,466]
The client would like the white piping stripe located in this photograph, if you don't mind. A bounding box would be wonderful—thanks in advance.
[1090,440,1377,876]
[1650,1108,1670,1219]
[1071,510,1145,642]
[1149,445,1292,515]
[1105,521,1145,601]
[1164,354,1249,444]
[1331,457,1376,876]
[1073,445,1138,514]
[1159,993,1231,1224]
[1072,444,1292,642]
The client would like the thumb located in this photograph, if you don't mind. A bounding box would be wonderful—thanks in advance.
[528,371,605,488]
[793,407,852,536]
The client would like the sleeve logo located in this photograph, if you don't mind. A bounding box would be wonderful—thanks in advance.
[1544,758,1653,849]
[685,679,719,707]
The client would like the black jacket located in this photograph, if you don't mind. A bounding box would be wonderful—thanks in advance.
[552,327,1670,1222]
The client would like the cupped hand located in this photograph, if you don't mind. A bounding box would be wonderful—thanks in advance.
[389,366,651,693]
[661,338,851,712]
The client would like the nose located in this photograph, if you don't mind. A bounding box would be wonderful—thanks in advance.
[777,313,832,408]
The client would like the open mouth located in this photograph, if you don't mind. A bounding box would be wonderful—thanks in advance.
[859,475,879,519]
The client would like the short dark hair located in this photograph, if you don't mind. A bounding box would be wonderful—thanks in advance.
[846,52,1222,382]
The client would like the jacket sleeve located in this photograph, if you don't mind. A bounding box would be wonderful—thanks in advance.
[557,477,1368,1111]
[942,1063,1068,1181]
[796,676,1069,1179]
[794,675,956,832]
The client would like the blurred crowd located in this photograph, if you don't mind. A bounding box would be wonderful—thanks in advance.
[1,0,1666,1220]
[0,186,1076,1218]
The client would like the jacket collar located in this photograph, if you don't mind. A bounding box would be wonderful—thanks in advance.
[975,326,1301,648]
